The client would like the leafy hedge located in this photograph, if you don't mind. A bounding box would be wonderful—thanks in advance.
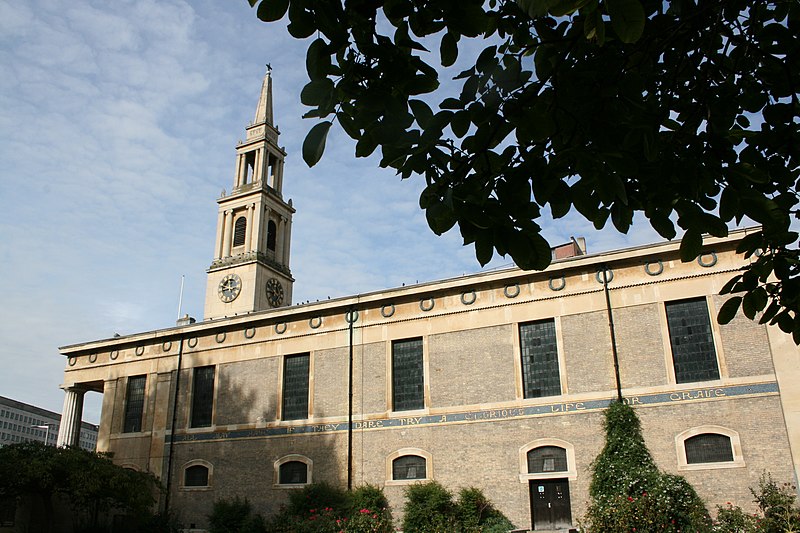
[260,483,392,533]
[402,481,514,533]
[583,401,711,532]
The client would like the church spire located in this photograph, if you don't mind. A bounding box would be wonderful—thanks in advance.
[253,65,274,127]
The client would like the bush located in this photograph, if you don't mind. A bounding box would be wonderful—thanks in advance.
[456,487,513,533]
[286,482,350,517]
[583,401,712,532]
[402,481,457,533]
[752,473,800,532]
[208,497,266,533]
[264,484,393,533]
[713,503,762,533]
[402,482,514,533]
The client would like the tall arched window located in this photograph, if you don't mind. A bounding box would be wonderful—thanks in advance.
[233,217,247,247]
[267,220,277,251]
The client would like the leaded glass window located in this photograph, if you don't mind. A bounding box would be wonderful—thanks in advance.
[392,338,424,411]
[519,320,561,398]
[393,455,426,480]
[123,375,146,433]
[233,217,247,247]
[685,434,734,464]
[527,446,568,473]
[282,354,310,420]
[665,298,720,383]
[184,465,209,487]
[191,366,215,428]
[279,461,308,484]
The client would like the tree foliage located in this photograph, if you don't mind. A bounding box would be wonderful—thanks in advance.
[249,0,800,339]
[0,442,161,532]
[584,401,711,532]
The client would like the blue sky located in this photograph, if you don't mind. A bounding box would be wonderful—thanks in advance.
[0,0,670,423]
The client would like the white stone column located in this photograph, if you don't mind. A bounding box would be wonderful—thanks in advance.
[56,387,85,448]
[222,210,234,258]
[250,202,262,253]
[276,216,286,263]
[214,211,226,260]
[236,154,244,187]
[283,215,293,267]
[253,149,262,183]
[244,204,254,253]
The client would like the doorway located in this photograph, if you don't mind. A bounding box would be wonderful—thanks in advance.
[529,478,572,530]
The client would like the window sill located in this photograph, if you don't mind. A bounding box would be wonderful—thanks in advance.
[385,478,430,487]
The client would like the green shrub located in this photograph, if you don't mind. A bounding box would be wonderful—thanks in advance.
[264,484,393,533]
[286,482,350,517]
[208,497,266,533]
[402,482,513,533]
[752,473,800,533]
[713,503,762,533]
[456,487,514,532]
[402,481,457,533]
[349,483,390,516]
[583,401,712,532]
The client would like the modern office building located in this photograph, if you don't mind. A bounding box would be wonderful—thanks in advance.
[0,395,96,451]
[55,70,800,531]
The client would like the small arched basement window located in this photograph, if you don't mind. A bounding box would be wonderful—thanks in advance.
[392,455,427,480]
[685,433,734,464]
[233,217,247,247]
[279,461,308,484]
[184,464,209,487]
[527,446,568,474]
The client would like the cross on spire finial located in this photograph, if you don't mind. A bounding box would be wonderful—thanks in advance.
[266,63,272,73]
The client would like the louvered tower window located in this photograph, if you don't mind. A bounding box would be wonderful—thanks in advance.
[233,217,247,247]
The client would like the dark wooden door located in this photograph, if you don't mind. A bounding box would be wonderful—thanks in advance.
[529,478,572,530]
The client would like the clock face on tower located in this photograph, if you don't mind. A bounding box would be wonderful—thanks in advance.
[218,274,242,303]
[266,277,284,307]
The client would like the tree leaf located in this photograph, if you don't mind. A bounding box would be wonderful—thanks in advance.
[606,0,645,43]
[679,230,702,262]
[717,296,742,325]
[302,121,332,167]
[257,0,290,22]
[440,32,458,67]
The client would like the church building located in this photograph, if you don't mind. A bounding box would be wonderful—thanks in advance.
[56,71,800,531]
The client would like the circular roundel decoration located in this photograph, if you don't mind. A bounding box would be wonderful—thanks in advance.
[266,277,284,307]
[644,260,663,276]
[218,273,242,303]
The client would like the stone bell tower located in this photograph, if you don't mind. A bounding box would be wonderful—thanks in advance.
[204,67,294,320]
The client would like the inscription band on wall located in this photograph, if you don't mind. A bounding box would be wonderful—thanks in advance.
[169,382,778,444]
